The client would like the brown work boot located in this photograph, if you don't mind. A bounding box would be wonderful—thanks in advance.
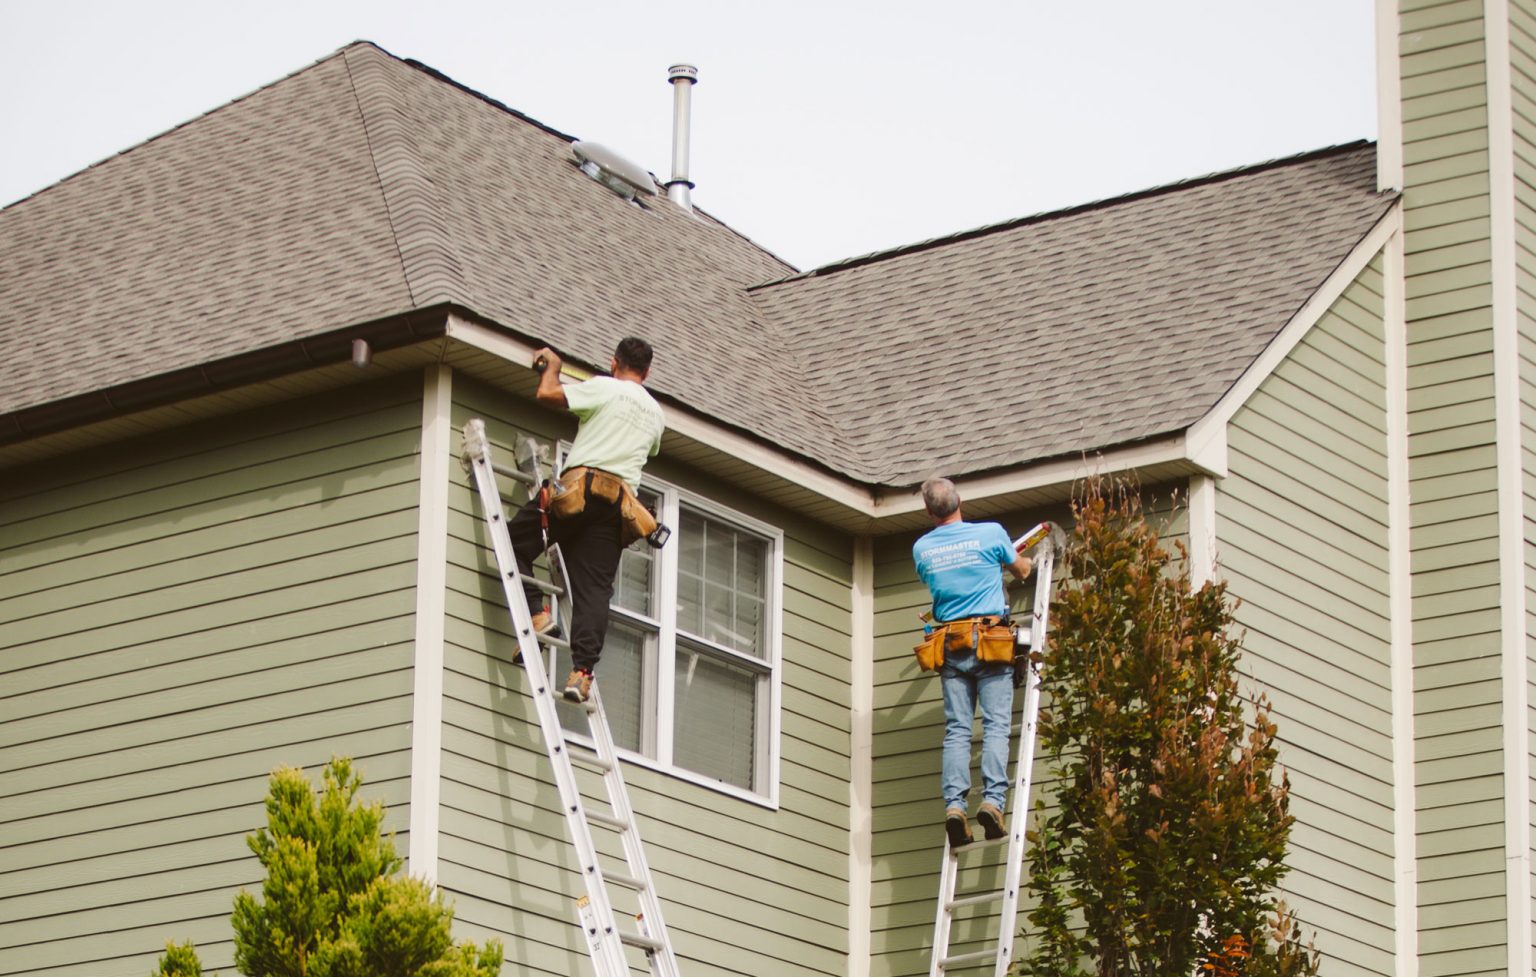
[944,807,973,849]
[977,800,1006,840]
[563,668,593,703]
[530,610,557,636]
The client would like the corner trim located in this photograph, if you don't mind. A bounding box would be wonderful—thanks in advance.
[1483,4,1533,973]
[408,364,452,882]
[1375,0,1404,191]
[1185,203,1403,464]
[1188,474,1217,587]
[1383,223,1418,974]
[848,537,875,977]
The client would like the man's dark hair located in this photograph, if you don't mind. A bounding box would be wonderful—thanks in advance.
[615,336,654,374]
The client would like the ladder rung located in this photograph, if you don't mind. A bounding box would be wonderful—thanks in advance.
[619,930,666,953]
[586,810,630,832]
[489,459,535,485]
[604,870,648,891]
[520,575,565,596]
[946,890,1005,911]
[938,947,999,969]
[535,631,571,650]
[951,836,1009,856]
[567,743,614,772]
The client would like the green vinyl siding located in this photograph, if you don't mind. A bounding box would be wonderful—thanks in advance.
[1400,2,1513,973]
[1513,0,1536,960]
[1217,262,1395,976]
[436,376,853,977]
[0,377,423,977]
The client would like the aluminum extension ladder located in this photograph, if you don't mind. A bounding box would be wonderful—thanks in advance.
[929,522,1061,977]
[461,418,682,977]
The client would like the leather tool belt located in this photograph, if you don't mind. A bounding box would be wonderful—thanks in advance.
[547,466,659,548]
[912,615,1016,672]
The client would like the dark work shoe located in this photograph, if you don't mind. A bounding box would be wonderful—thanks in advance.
[563,668,593,703]
[945,807,973,849]
[977,801,1006,840]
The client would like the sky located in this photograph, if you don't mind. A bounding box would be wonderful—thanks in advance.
[0,1,1379,271]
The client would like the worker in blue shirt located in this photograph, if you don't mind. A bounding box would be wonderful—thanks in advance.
[913,477,1034,848]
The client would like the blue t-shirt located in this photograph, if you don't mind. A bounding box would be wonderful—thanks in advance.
[912,521,1014,622]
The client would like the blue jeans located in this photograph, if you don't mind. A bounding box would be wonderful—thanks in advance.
[940,649,1014,812]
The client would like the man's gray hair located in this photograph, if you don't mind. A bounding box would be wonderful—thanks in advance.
[921,477,961,520]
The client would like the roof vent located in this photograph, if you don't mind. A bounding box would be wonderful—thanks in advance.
[571,141,656,203]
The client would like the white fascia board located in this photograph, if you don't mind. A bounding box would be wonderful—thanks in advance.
[1375,0,1404,191]
[1185,203,1403,468]
[1484,2,1534,971]
[444,315,879,511]
[446,315,1198,519]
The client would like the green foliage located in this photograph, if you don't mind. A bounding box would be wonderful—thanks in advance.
[156,757,502,977]
[152,940,203,976]
[1020,477,1320,977]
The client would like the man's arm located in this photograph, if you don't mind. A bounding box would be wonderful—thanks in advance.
[533,347,568,409]
[1007,554,1034,581]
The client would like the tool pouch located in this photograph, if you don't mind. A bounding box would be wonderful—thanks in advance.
[913,629,946,672]
[976,623,1018,664]
[942,620,977,655]
[548,471,587,520]
[619,487,659,547]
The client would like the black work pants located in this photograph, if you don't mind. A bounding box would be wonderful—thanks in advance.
[508,490,623,674]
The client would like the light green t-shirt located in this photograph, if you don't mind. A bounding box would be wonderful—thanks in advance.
[561,376,664,490]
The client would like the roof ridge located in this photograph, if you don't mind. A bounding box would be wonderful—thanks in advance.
[342,44,471,308]
[748,139,1378,290]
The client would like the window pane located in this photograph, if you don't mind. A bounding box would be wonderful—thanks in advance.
[614,545,654,617]
[672,642,758,790]
[556,619,648,753]
[676,506,769,658]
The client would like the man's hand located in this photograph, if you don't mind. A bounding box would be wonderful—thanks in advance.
[532,347,568,408]
[1008,554,1034,582]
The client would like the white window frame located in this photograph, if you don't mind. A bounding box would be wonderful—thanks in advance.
[553,462,783,807]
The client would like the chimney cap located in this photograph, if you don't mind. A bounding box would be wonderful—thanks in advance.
[668,64,698,83]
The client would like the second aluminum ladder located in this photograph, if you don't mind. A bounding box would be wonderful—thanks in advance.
[929,522,1060,977]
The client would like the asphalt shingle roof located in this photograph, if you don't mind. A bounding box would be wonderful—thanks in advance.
[0,42,1395,489]
[749,143,1394,483]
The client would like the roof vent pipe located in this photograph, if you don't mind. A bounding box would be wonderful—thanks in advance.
[666,64,698,211]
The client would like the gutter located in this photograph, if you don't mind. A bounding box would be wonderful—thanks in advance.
[0,306,450,446]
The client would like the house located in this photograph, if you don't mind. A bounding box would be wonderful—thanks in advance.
[1,4,1532,976]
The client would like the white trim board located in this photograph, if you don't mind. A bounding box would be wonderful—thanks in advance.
[1375,0,1404,191]
[1185,203,1403,473]
[848,536,875,977]
[1187,474,1217,587]
[408,364,452,882]
[1383,224,1418,976]
[1483,3,1534,973]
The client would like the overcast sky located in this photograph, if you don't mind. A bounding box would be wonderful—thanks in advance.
[1,1,1378,270]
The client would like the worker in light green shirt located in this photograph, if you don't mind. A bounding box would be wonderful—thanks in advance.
[509,337,664,703]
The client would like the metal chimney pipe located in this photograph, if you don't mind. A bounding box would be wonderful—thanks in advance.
[666,64,698,211]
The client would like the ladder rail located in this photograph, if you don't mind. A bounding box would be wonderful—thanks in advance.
[462,418,682,977]
[928,525,1058,977]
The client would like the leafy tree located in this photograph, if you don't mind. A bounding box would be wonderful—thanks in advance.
[1021,476,1319,977]
[154,758,502,977]
[152,941,203,977]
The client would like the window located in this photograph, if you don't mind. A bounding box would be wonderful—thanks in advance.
[549,475,782,802]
